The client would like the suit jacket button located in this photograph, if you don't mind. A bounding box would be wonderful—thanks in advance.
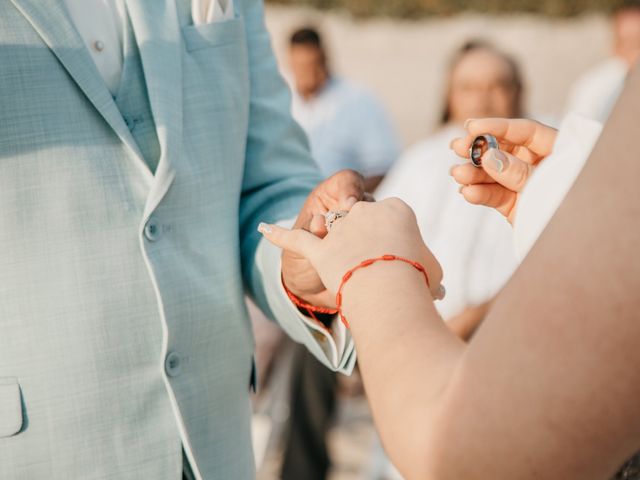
[144,217,160,242]
[165,352,182,377]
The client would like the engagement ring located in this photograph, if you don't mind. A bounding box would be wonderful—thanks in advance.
[325,210,349,231]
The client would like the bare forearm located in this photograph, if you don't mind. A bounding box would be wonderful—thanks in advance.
[447,301,492,341]
[342,262,465,477]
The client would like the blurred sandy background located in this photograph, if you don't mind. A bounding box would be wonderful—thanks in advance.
[265,5,611,145]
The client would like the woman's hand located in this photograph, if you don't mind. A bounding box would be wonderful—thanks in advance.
[449,118,558,224]
[259,198,443,300]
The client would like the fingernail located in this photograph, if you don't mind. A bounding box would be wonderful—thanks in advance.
[464,118,474,129]
[435,284,446,301]
[449,165,458,176]
[345,196,358,209]
[257,222,273,234]
[485,149,508,173]
[458,185,465,194]
[449,138,459,150]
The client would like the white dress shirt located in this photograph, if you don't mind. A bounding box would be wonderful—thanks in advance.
[63,0,126,95]
[376,125,520,320]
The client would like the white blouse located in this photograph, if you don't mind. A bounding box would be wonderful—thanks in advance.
[514,113,603,260]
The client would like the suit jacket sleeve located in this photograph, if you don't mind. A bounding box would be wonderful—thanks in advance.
[236,0,356,374]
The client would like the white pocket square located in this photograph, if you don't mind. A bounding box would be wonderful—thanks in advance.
[192,0,234,25]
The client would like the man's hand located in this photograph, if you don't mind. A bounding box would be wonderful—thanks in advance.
[281,169,366,308]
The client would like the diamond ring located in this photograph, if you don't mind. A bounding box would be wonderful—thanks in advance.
[325,210,349,231]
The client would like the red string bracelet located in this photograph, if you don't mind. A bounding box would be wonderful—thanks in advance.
[282,276,339,333]
[336,254,430,329]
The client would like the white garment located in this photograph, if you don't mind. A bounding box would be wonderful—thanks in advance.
[514,113,603,260]
[566,58,627,123]
[62,0,235,95]
[291,77,400,178]
[63,0,126,94]
[376,125,519,320]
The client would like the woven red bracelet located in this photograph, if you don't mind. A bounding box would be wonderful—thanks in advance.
[282,276,339,333]
[336,254,430,329]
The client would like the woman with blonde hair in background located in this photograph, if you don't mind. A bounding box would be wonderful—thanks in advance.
[377,40,524,341]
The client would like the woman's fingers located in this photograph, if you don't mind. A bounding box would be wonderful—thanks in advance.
[258,223,321,260]
[481,148,533,193]
[459,183,517,221]
[450,163,495,186]
[450,118,558,162]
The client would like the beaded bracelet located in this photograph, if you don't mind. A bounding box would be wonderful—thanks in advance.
[336,254,430,329]
[282,276,339,333]
[283,254,430,331]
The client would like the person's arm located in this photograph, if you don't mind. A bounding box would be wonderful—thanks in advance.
[237,0,359,373]
[260,66,640,478]
[237,0,320,305]
[446,301,491,341]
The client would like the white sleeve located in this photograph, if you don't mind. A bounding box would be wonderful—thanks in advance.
[514,113,603,260]
[254,218,356,374]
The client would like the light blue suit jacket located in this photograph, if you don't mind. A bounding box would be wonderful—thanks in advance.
[0,0,353,478]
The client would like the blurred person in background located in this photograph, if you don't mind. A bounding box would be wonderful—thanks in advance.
[377,41,522,340]
[289,27,401,192]
[274,26,401,480]
[566,1,640,122]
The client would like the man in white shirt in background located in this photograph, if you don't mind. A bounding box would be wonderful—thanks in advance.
[289,27,401,193]
[274,26,400,480]
[566,2,640,122]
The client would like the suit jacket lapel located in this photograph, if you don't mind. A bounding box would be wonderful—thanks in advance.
[10,0,152,182]
[125,0,184,219]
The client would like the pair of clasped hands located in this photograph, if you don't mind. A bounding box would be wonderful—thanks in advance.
[272,118,558,312]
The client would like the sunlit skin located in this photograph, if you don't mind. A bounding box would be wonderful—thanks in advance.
[447,47,520,123]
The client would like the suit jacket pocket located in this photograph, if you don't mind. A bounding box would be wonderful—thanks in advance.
[0,377,23,437]
[182,15,245,52]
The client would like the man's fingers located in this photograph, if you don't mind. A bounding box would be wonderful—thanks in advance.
[327,169,366,209]
[450,163,495,186]
[258,223,321,259]
[459,184,516,219]
[481,149,533,193]
[309,214,328,238]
